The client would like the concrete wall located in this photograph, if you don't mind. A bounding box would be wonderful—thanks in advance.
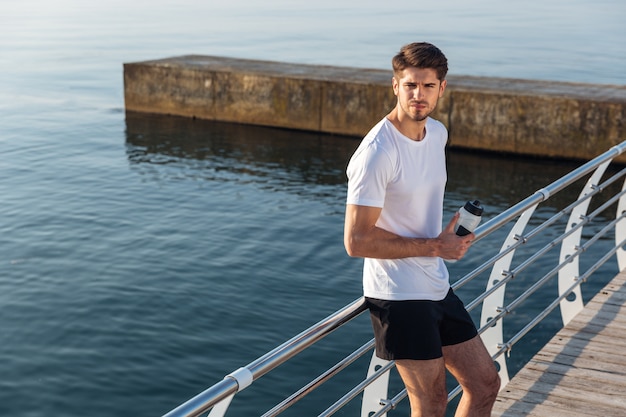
[123,55,626,162]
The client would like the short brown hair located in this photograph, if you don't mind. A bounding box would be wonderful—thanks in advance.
[392,42,448,81]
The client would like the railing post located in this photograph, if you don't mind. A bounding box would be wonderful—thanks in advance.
[206,395,234,417]
[361,353,391,417]
[616,177,626,271]
[480,205,538,389]
[558,161,610,326]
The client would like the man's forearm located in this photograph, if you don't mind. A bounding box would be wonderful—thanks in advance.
[344,225,442,259]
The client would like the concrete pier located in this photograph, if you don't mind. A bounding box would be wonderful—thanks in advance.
[123,55,626,162]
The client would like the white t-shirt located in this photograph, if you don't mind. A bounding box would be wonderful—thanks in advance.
[346,117,450,301]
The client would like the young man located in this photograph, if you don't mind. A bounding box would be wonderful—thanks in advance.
[344,42,500,417]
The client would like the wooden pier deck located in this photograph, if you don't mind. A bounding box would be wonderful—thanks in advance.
[491,270,626,416]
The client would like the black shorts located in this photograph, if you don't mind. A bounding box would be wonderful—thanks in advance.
[366,289,478,360]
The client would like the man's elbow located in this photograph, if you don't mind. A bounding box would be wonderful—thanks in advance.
[344,235,363,258]
[344,243,358,258]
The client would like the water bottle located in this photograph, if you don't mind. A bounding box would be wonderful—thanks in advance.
[454,200,484,236]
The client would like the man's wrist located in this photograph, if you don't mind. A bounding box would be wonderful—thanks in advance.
[411,237,440,257]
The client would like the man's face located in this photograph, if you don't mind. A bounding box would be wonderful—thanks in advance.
[392,67,447,122]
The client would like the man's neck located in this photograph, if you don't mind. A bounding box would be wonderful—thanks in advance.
[386,108,427,141]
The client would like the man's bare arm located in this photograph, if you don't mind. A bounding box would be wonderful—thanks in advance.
[343,204,473,260]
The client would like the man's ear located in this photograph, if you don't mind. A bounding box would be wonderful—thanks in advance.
[392,76,399,96]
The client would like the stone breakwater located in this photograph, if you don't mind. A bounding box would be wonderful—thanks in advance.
[123,55,626,162]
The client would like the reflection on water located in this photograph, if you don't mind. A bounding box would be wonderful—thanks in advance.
[125,111,358,191]
[125,110,600,214]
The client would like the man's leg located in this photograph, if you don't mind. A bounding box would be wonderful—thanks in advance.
[442,335,500,417]
[395,357,448,417]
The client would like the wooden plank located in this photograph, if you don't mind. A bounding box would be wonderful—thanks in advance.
[521,360,626,388]
[544,330,625,353]
[496,371,626,416]
[574,302,626,323]
[494,386,618,417]
[491,396,598,417]
[510,367,626,396]
[535,343,626,368]
[560,320,626,339]
[554,327,626,348]
[492,271,626,417]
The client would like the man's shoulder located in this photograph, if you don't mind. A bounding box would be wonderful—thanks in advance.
[364,118,391,139]
[360,119,396,148]
[426,117,449,144]
[426,117,448,133]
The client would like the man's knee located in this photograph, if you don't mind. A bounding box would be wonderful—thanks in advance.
[405,384,448,417]
[489,370,501,396]
[422,387,448,417]
[431,385,449,412]
[480,368,501,404]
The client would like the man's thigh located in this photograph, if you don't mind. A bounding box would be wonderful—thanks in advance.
[442,335,499,391]
[395,357,448,407]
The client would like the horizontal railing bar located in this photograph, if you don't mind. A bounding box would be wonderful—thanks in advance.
[491,232,625,361]
[162,376,237,417]
[457,188,581,293]
[163,297,367,417]
[261,340,375,417]
[465,268,514,313]
[497,244,617,359]
[465,213,571,315]
[474,250,565,337]
[473,142,626,243]
[452,253,500,290]
[478,212,622,343]
[318,360,396,417]
[479,252,571,335]
[587,189,626,221]
[448,385,463,402]
[597,166,626,190]
[371,388,407,417]
[457,164,624,293]
[245,297,367,381]
[466,175,621,312]
[496,172,624,270]
[578,237,626,282]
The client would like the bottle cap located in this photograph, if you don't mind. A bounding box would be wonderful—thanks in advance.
[464,200,483,216]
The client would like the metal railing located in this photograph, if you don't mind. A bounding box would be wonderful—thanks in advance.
[163,141,626,417]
